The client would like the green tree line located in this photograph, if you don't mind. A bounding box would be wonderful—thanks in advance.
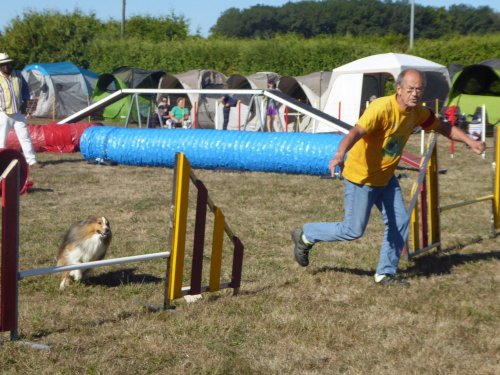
[0,9,498,77]
[211,0,499,38]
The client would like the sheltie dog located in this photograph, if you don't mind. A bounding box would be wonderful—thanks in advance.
[56,216,112,289]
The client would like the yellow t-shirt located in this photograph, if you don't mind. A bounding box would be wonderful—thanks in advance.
[342,94,439,187]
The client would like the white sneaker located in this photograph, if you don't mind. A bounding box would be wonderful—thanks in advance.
[374,273,409,286]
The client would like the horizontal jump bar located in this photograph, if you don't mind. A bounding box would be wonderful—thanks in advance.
[440,195,493,212]
[407,242,441,259]
[19,251,170,279]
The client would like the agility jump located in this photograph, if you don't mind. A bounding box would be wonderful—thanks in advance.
[0,153,243,341]
[405,127,500,258]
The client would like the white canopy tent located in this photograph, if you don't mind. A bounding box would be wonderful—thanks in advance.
[320,53,451,131]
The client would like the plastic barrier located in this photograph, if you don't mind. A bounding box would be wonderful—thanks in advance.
[80,127,343,176]
[6,122,98,153]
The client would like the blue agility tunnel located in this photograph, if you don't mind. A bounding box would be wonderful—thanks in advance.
[80,127,344,176]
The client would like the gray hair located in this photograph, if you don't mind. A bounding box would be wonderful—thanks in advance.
[395,69,427,89]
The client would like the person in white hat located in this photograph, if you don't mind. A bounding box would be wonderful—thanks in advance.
[0,52,41,168]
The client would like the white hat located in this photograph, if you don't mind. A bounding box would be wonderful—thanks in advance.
[0,52,14,65]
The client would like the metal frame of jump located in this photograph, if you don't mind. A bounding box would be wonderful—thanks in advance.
[405,127,500,259]
[58,88,431,171]
[0,154,243,340]
[57,88,352,134]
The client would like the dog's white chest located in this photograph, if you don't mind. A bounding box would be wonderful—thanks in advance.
[67,235,107,264]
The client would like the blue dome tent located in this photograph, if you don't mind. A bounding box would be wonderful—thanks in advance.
[22,62,98,118]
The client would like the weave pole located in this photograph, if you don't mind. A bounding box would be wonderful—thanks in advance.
[164,153,244,309]
[0,160,20,340]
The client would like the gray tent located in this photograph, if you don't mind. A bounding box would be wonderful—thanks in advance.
[225,72,281,131]
[22,62,98,118]
[277,71,332,132]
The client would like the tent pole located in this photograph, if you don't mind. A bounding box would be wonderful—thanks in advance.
[135,94,142,128]
[215,101,219,130]
[87,96,91,123]
[124,94,135,128]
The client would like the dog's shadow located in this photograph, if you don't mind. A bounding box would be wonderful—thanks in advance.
[83,267,163,287]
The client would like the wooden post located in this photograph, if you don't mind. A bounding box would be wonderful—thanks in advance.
[494,127,500,229]
[0,160,20,340]
[427,139,440,249]
[209,208,224,292]
[167,153,191,301]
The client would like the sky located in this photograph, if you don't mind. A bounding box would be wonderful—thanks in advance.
[0,0,499,37]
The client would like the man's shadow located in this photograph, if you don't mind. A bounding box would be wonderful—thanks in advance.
[312,249,500,278]
[404,249,500,277]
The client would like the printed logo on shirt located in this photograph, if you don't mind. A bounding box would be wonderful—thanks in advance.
[382,135,404,157]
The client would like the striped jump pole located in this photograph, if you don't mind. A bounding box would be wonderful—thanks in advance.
[405,132,441,259]
[494,126,500,230]
[18,252,170,279]
[164,152,244,309]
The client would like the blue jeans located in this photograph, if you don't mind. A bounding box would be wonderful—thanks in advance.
[303,176,409,275]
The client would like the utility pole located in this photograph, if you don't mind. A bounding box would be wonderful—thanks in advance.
[409,0,415,49]
[121,0,126,37]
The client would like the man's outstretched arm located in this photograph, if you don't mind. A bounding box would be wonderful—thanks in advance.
[435,121,486,155]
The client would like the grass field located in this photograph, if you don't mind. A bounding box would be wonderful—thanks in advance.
[1,130,499,374]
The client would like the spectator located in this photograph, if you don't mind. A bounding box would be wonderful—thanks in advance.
[157,96,171,128]
[169,97,190,128]
[220,94,239,130]
[265,78,278,132]
[0,52,42,169]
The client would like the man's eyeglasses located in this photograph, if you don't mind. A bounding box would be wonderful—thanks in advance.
[403,86,423,94]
